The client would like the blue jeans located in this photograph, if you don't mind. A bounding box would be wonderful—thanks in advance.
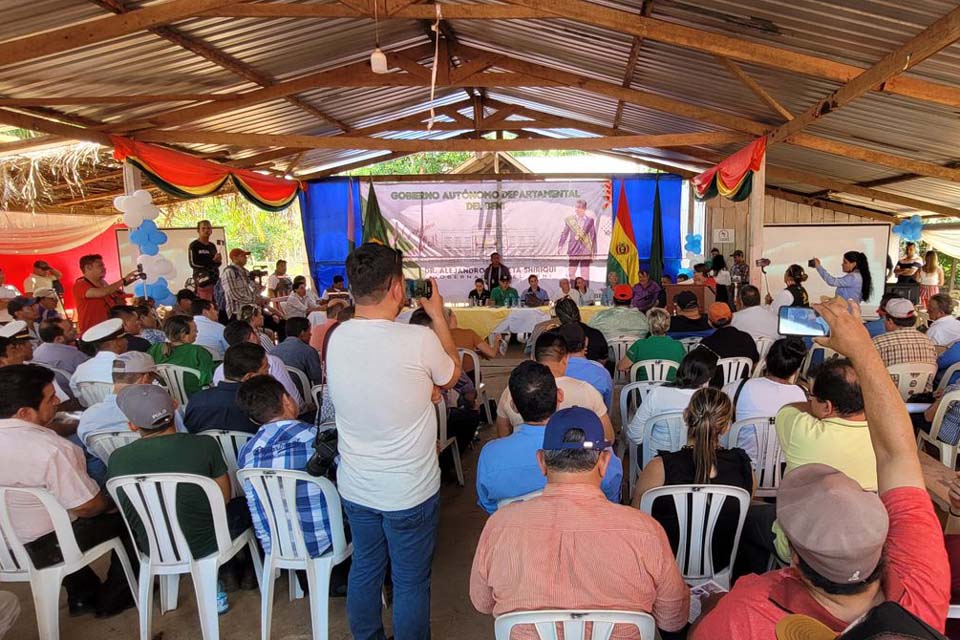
[342,492,440,640]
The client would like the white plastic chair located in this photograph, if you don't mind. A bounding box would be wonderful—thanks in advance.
[85,428,141,464]
[727,416,782,498]
[0,486,137,640]
[917,388,960,469]
[800,345,839,381]
[458,348,494,425]
[155,363,203,407]
[680,337,702,353]
[937,361,960,392]
[285,366,312,409]
[618,381,662,496]
[607,338,635,384]
[107,473,263,640]
[309,384,324,424]
[754,336,774,362]
[751,358,767,378]
[236,469,352,640]
[436,396,464,486]
[638,484,751,589]
[496,489,543,509]
[0,521,27,585]
[199,430,254,498]
[716,357,754,385]
[640,410,687,470]
[629,359,680,383]
[494,610,656,640]
[888,363,937,401]
[75,381,112,408]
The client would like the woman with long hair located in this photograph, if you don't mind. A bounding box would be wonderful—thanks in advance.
[920,250,945,308]
[147,315,214,398]
[632,387,754,572]
[813,251,872,303]
[710,254,732,303]
[240,304,275,352]
[765,264,809,319]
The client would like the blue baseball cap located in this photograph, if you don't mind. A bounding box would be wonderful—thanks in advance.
[542,407,611,451]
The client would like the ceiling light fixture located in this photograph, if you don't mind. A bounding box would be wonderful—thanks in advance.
[370,0,388,74]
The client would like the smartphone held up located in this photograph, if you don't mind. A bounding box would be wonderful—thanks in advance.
[778,306,830,338]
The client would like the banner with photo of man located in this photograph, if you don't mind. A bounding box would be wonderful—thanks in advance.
[369,180,612,302]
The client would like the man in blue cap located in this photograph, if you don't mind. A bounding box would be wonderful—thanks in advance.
[476,360,622,513]
[470,396,689,632]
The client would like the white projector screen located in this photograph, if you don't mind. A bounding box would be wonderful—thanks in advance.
[761,224,891,317]
[116,226,227,292]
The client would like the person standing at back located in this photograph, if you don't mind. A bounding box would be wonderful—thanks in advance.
[73,254,138,334]
[188,220,221,302]
[326,243,461,640]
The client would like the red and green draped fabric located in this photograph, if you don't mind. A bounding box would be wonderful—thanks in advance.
[692,137,766,202]
[607,180,640,286]
[111,136,301,212]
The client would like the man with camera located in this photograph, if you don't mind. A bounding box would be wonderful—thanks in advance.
[326,242,461,640]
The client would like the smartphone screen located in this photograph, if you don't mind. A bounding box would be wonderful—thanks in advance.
[778,306,829,337]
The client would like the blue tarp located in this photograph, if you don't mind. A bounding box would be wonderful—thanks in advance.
[298,177,362,291]
[611,174,683,279]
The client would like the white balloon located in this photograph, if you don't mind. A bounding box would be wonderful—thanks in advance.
[123,211,144,228]
[141,204,161,221]
[137,254,177,285]
[115,190,158,227]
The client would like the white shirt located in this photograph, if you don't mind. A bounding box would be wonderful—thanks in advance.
[0,284,20,323]
[23,274,54,294]
[213,354,303,408]
[192,315,229,360]
[722,377,806,461]
[731,306,780,341]
[625,385,697,446]
[285,292,312,318]
[768,289,794,320]
[326,319,455,511]
[69,351,118,397]
[77,393,185,445]
[496,375,608,427]
[926,315,960,346]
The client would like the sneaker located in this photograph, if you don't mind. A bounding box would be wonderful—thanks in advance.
[217,582,229,615]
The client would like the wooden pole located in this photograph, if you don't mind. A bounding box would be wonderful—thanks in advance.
[747,155,767,292]
[950,257,957,294]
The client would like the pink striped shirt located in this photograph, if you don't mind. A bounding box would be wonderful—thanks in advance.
[470,483,690,638]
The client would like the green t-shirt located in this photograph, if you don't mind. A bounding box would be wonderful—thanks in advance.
[147,343,214,397]
[107,433,228,558]
[625,335,686,381]
[490,286,519,307]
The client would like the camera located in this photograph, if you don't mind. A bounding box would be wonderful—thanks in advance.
[755,258,770,268]
[135,263,148,281]
[248,269,268,279]
[305,427,339,479]
[807,259,817,268]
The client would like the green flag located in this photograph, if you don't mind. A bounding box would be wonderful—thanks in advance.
[648,177,665,284]
[360,183,420,276]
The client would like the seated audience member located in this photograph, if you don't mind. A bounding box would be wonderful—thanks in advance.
[0,322,36,368]
[410,308,496,379]
[147,315,214,398]
[700,302,760,366]
[471,403,689,633]
[34,288,61,323]
[600,271,619,306]
[271,316,323,386]
[558,322,613,408]
[490,274,519,307]
[618,308,686,381]
[286,278,324,319]
[730,285,779,341]
[191,298,229,360]
[212,320,304,409]
[320,305,355,370]
[7,296,39,345]
[588,284,650,341]
[631,269,661,313]
[135,304,166,345]
[864,292,900,339]
[555,297,609,365]
[239,304,276,352]
[478,368,623,512]
[557,278,573,302]
[669,291,711,333]
[926,293,960,346]
[496,331,612,439]
[171,288,198,317]
[525,312,561,358]
[0,365,135,617]
[694,298,950,638]
[310,304,340,352]
[32,318,89,374]
[109,305,150,353]
[467,278,490,306]
[237,375,334,556]
[183,343,265,434]
[77,351,185,446]
[320,274,352,308]
[573,276,592,306]
[676,273,690,283]
[625,348,719,454]
[70,318,128,398]
[871,298,937,390]
[522,274,550,307]
[108,383,252,607]
[632,387,754,575]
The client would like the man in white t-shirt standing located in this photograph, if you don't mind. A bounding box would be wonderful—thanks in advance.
[326,242,461,640]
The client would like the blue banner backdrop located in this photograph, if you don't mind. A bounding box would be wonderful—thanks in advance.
[611,174,683,279]
[298,177,362,291]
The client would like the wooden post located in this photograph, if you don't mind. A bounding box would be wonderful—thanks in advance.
[950,257,957,293]
[747,154,766,291]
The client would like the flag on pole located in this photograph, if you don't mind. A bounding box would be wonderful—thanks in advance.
[607,181,640,286]
[360,182,420,276]
[649,177,665,283]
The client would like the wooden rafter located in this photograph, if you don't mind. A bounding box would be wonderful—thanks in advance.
[612,0,654,130]
[0,134,67,155]
[716,57,793,121]
[0,109,112,146]
[0,94,243,106]
[767,4,960,144]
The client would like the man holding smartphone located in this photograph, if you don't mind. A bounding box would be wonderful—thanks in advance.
[326,243,462,640]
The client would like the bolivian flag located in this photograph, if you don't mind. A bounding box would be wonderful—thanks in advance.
[607,181,640,286]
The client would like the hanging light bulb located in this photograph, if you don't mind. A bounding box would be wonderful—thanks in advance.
[370,0,388,74]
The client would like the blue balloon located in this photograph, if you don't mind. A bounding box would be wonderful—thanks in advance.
[138,219,158,233]
[684,233,703,254]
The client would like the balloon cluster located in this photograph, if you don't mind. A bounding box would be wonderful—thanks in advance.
[684,233,703,258]
[892,215,923,242]
[114,190,176,305]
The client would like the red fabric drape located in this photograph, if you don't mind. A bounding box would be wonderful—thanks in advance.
[692,137,767,201]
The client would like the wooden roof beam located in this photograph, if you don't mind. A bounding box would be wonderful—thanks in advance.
[612,0,655,130]
[716,56,794,121]
[768,4,960,144]
[0,94,244,106]
[0,109,112,146]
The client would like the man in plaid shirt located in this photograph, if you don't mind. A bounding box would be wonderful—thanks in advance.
[221,248,262,320]
[236,375,332,557]
[871,298,937,391]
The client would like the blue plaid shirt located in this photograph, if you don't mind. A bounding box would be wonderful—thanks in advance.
[237,420,332,557]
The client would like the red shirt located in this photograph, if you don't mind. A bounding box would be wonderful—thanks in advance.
[692,487,950,638]
[73,278,124,334]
